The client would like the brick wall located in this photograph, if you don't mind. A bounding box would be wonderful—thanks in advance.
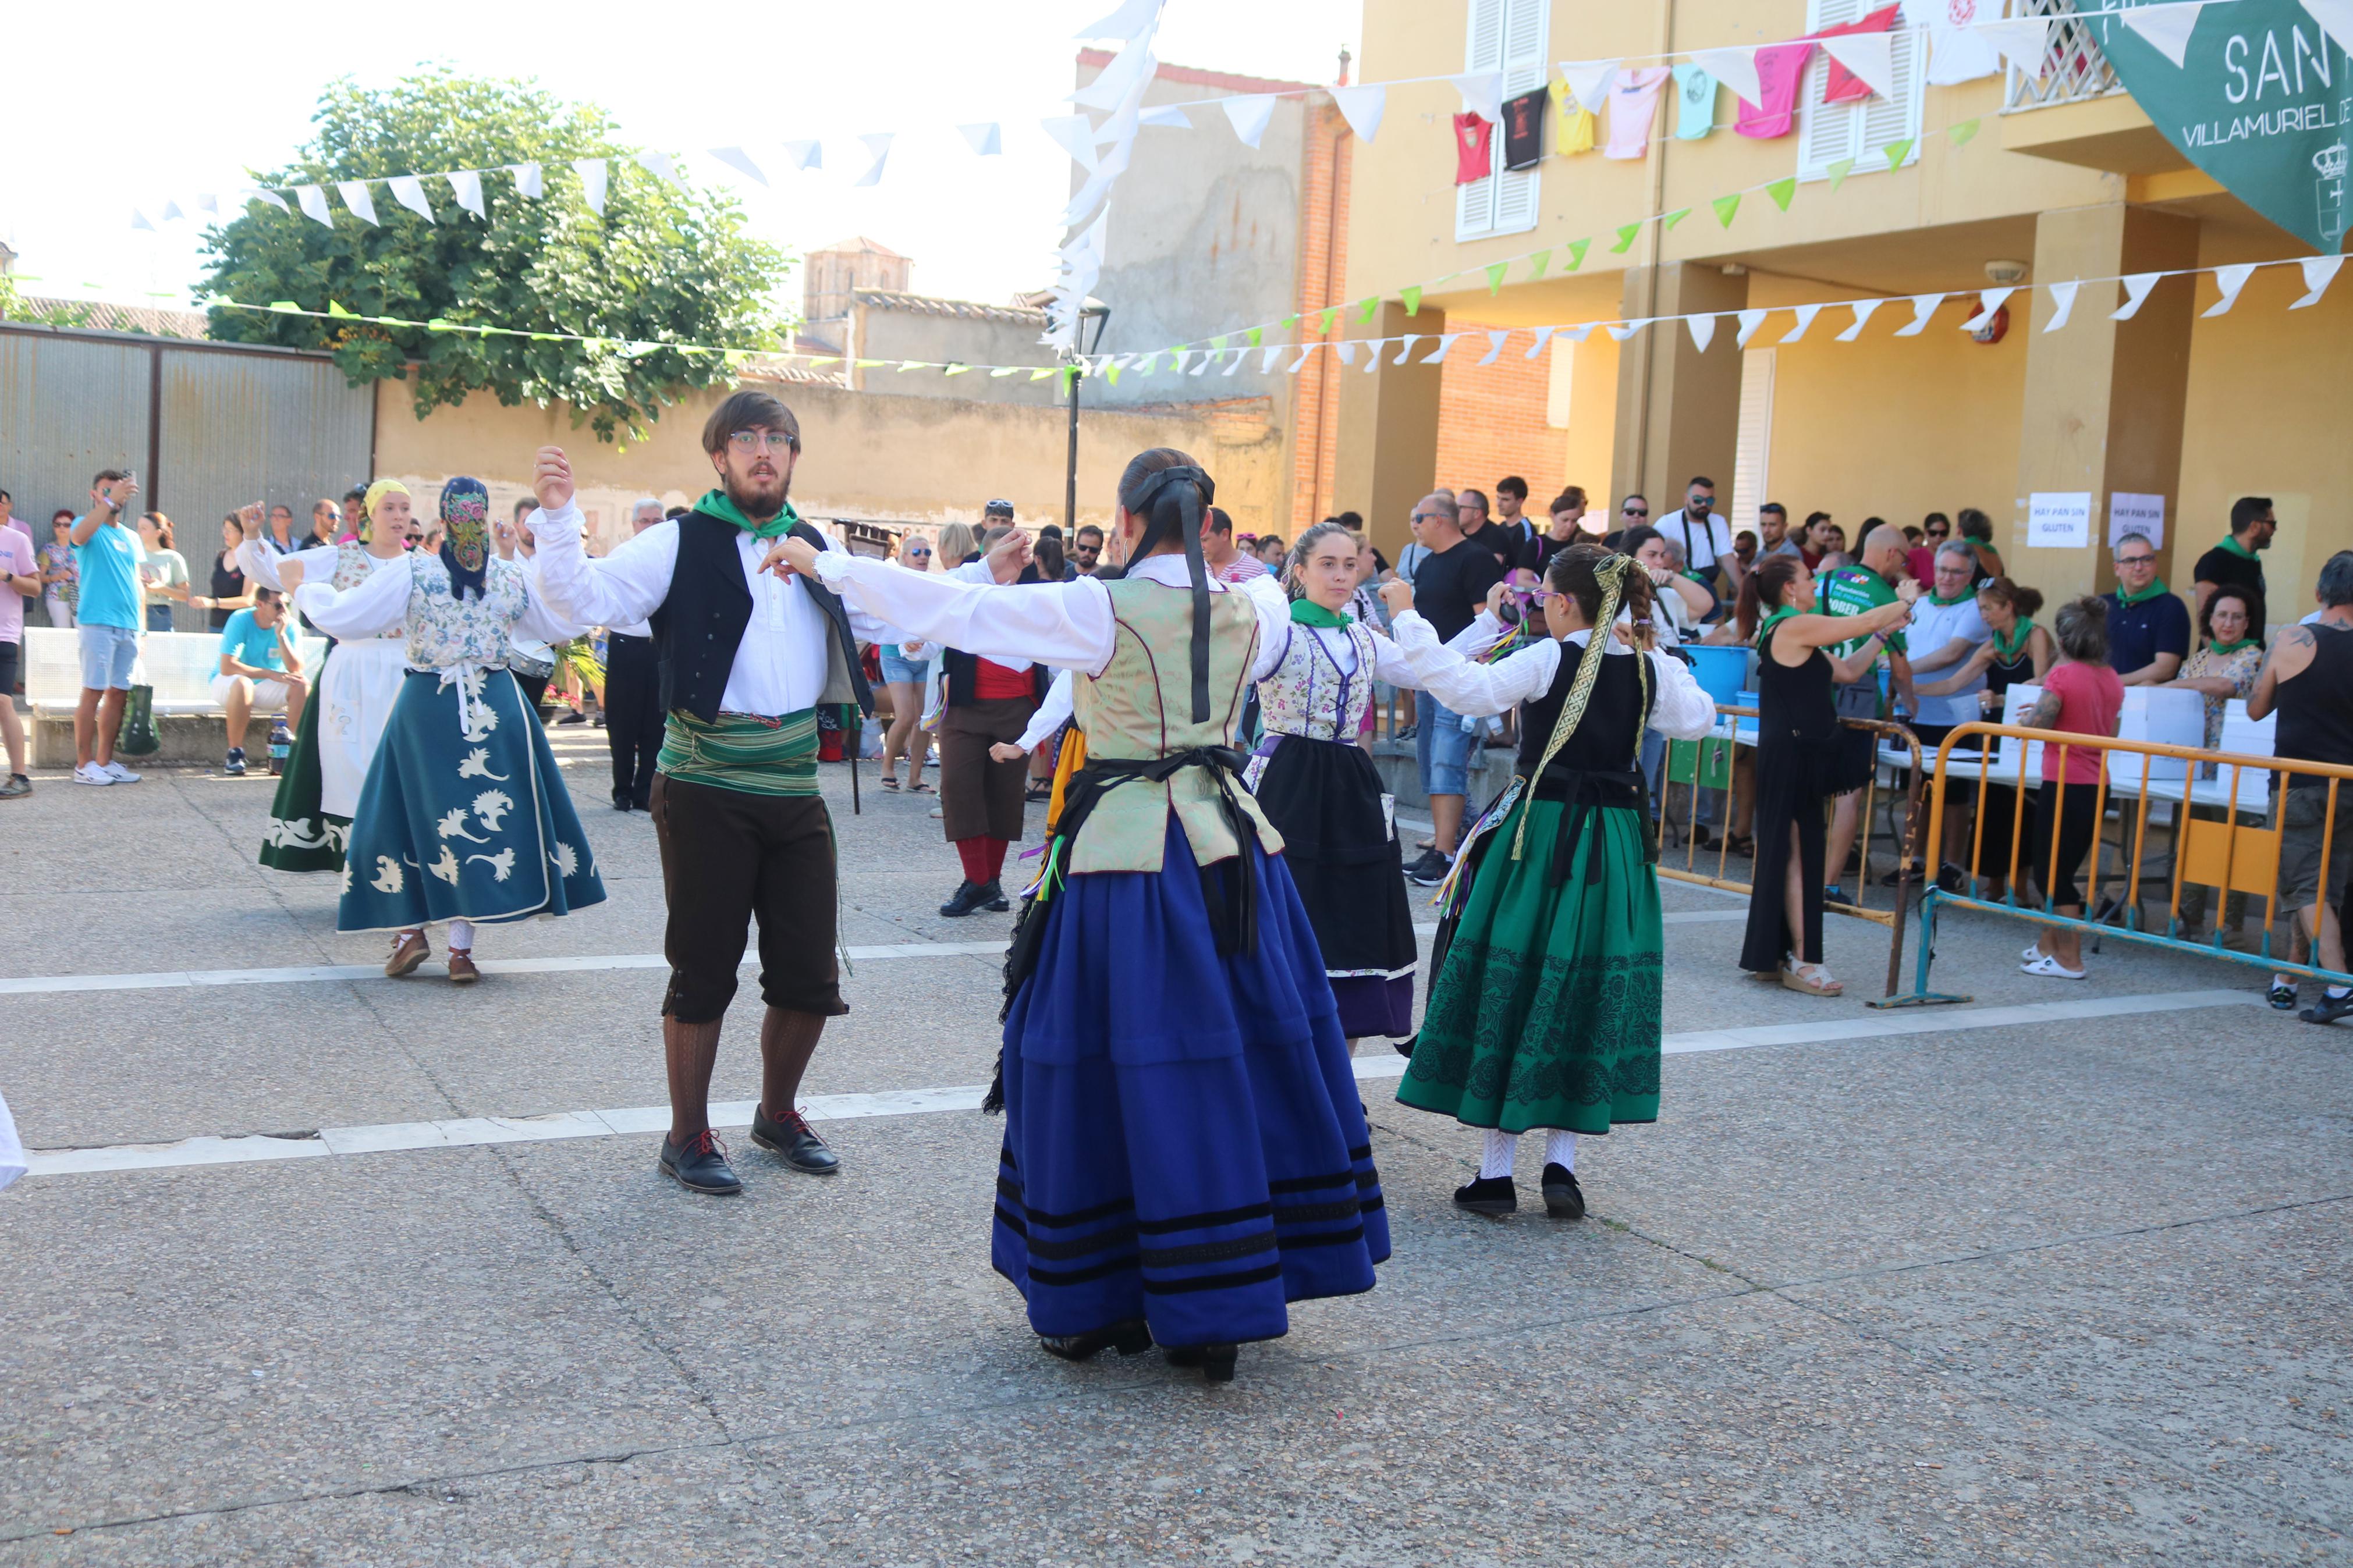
[1433,319,1562,506]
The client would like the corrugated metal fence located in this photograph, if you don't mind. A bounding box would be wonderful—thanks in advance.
[0,323,374,630]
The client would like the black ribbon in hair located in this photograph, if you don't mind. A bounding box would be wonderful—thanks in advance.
[1123,464,1216,723]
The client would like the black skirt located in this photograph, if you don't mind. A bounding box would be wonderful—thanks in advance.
[1740,734,1839,972]
[1252,734,1418,982]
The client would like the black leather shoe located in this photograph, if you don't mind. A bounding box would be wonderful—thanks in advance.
[659,1129,741,1196]
[2301,988,2353,1026]
[611,795,633,813]
[750,1103,840,1175]
[1040,1318,1153,1362]
[982,879,1010,912]
[1541,1163,1585,1220]
[1453,1175,1517,1214]
[1164,1343,1238,1382]
[939,879,991,918]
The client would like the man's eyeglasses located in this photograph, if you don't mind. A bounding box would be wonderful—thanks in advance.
[2117,553,2156,567]
[1411,511,1448,525]
[1622,506,1648,518]
[727,430,796,454]
[905,547,931,559]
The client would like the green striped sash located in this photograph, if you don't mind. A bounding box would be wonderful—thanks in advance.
[658,709,821,797]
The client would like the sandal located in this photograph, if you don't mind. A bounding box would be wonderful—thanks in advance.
[2020,952,2086,980]
[1025,783,1053,802]
[1723,833,1755,857]
[878,776,901,791]
[909,780,934,794]
[1779,958,1843,995]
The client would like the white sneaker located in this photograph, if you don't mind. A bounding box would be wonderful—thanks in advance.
[101,760,142,783]
[73,762,115,786]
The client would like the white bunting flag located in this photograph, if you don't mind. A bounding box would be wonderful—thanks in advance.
[1076,0,1159,38]
[1559,323,1599,343]
[443,169,485,218]
[1477,329,1511,365]
[780,140,822,173]
[1330,84,1387,142]
[387,175,435,223]
[1393,335,1422,364]
[1362,340,1385,372]
[1172,350,1194,374]
[957,123,1003,157]
[1073,40,1157,109]
[855,134,894,187]
[1690,45,1763,108]
[2111,272,2162,320]
[1558,60,1620,114]
[1893,293,1944,336]
[1524,325,1558,358]
[2303,0,2353,55]
[1332,341,1357,366]
[130,208,156,232]
[2202,262,2256,316]
[196,194,221,217]
[1040,114,1101,171]
[331,180,376,226]
[1261,344,1285,372]
[1222,348,1245,374]
[572,159,608,215]
[1605,319,1648,342]
[634,151,682,186]
[1960,287,2014,332]
[1779,303,1824,343]
[1138,104,1194,129]
[1819,32,1897,101]
[1976,16,2054,76]
[1836,298,1884,341]
[1450,72,1504,123]
[160,200,185,222]
[2291,254,2344,308]
[1687,314,1717,352]
[1222,95,1277,149]
[1734,307,1770,348]
[243,187,290,213]
[2043,280,2081,332]
[2117,1,2210,67]
[1424,333,1465,365]
[1287,344,1320,374]
[507,163,544,198]
[707,147,767,185]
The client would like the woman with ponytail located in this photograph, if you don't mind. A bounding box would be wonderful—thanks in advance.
[765,448,1388,1385]
[1376,545,1719,1218]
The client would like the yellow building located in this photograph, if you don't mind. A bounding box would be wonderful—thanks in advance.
[1334,0,2350,624]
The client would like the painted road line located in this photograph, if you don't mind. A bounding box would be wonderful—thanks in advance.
[19,988,2260,1179]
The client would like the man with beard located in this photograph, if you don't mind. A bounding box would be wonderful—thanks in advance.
[527,391,880,1197]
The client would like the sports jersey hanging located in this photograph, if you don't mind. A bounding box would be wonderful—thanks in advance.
[1670,62,1716,140]
[1921,0,2003,84]
[1735,40,1816,138]
[1500,87,1547,170]
[1548,79,1597,154]
[1453,112,1495,184]
[1605,67,1671,161]
[1819,4,1903,102]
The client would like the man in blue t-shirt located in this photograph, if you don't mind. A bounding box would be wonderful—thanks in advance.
[68,468,148,785]
[2103,531,2192,685]
[213,589,308,777]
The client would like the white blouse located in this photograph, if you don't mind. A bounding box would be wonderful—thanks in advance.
[1387,610,1720,741]
[292,552,584,652]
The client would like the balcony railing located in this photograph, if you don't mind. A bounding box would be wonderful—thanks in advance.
[2003,0,2127,112]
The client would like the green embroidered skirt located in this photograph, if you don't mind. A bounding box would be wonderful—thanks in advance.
[1398,797,1663,1134]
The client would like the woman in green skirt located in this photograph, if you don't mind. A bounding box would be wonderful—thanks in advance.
[1379,545,1719,1217]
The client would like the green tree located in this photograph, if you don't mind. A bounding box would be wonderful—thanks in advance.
[201,69,789,441]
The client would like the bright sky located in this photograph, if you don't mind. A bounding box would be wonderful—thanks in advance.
[2,0,1361,317]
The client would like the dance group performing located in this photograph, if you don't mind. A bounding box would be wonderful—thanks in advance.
[247,390,1719,1384]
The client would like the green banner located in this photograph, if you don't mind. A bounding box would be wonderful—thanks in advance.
[2099,0,2351,253]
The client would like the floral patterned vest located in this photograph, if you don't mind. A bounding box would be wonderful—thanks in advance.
[402,553,530,670]
[1256,618,1376,743]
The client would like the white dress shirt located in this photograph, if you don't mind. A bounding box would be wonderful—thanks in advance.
[528,500,883,718]
[1655,509,1736,577]
[1387,611,1719,741]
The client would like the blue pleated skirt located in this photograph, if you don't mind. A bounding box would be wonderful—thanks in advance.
[992,818,1389,1349]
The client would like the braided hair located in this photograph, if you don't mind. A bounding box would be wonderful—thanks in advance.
[1116,447,1219,721]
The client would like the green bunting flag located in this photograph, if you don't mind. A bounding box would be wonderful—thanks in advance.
[1356,296,1378,323]
[1662,207,1691,231]
[1400,285,1422,315]
[1766,177,1797,212]
[1947,118,1980,147]
[1825,157,1856,194]
[1485,262,1507,294]
[1280,314,1300,331]
[326,300,357,318]
[1209,334,1227,351]
[268,300,301,312]
[989,365,1020,376]
[1882,138,1914,170]
[1137,353,1159,374]
[1566,237,1591,271]
[1610,223,1641,254]
[1029,367,1056,381]
[1105,365,1122,386]
[1711,193,1740,228]
[1528,248,1552,280]
[943,363,971,375]
[1319,306,1340,335]
[854,358,886,369]
[1244,326,1263,347]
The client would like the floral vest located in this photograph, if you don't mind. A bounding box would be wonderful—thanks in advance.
[1256,618,1376,743]
[401,553,530,670]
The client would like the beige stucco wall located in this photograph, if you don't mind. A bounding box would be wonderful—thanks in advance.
[370,377,1286,552]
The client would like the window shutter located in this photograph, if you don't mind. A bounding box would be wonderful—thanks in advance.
[1454,0,1506,240]
[1795,0,1923,182]
[1458,0,1547,240]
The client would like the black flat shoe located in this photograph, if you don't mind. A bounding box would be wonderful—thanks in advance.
[1039,1318,1153,1362]
[1163,1343,1238,1382]
[1541,1163,1585,1220]
[749,1103,839,1175]
[2300,988,2353,1026]
[1453,1175,1517,1215]
[659,1129,741,1196]
[981,879,1010,913]
[939,879,992,918]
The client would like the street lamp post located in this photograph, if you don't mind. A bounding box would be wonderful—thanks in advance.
[1064,300,1112,538]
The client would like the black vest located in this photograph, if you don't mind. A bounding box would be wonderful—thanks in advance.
[1517,638,1650,791]
[649,511,872,723]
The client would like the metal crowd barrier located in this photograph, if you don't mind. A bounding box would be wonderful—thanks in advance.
[1897,721,2353,1006]
[1655,706,1926,1001]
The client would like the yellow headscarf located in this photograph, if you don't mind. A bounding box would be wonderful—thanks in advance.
[359,478,410,542]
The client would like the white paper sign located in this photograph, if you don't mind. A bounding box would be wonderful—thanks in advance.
[2109,491,2166,550]
[2026,492,2093,549]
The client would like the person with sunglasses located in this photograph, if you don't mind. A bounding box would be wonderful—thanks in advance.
[1602,493,1649,550]
[1652,477,1733,598]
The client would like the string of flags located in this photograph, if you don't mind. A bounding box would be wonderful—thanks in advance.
[196,250,2340,392]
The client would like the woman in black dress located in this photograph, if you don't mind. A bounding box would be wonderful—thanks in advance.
[187,511,259,628]
[1737,554,1920,995]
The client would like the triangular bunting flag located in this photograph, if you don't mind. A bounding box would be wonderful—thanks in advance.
[507,163,545,198]
[326,300,357,318]
[1565,237,1591,271]
[2291,255,2344,308]
[572,159,608,215]
[2043,280,2081,332]
[957,123,1003,157]
[296,185,334,227]
[854,134,894,187]
[634,151,682,185]
[1687,315,1717,352]
[1558,60,1620,114]
[1662,207,1691,230]
[1450,72,1504,123]
[1425,333,1465,364]
[1882,138,1915,170]
[708,146,767,185]
[1222,95,1277,150]
[1260,345,1283,372]
[1138,105,1194,129]
[1780,303,1824,343]
[1559,324,1598,344]
[1609,223,1640,254]
[387,175,435,222]
[1362,340,1385,372]
[781,140,822,172]
[1825,157,1856,194]
[335,181,379,226]
[1690,45,1763,108]
[2112,272,2163,320]
[1244,326,1263,347]
[1400,285,1422,315]
[1223,349,1247,375]
[1712,193,1741,227]
[1286,344,1319,374]
[1528,248,1552,280]
[1735,308,1770,348]
[1485,262,1508,294]
[1318,306,1340,336]
[1523,325,1558,359]
[129,208,156,232]
[1332,341,1356,365]
[1960,287,2014,332]
[1477,329,1511,365]
[2118,1,2211,69]
[1947,119,1981,147]
[1357,297,1378,323]
[1605,320,1648,342]
[1819,31,1896,101]
[2202,262,2256,317]
[1765,177,1797,212]
[444,170,485,218]
[1209,334,1228,352]
[1331,84,1387,142]
[1977,16,2055,76]
[1835,298,1883,341]
[1392,335,1421,364]
[1893,293,1944,336]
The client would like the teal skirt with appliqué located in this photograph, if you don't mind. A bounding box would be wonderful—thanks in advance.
[338,667,606,932]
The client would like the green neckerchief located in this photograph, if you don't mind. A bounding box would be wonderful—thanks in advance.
[1993,618,2036,661]
[2208,637,2258,655]
[1289,599,1353,629]
[1755,606,1800,646]
[2216,534,2261,561]
[697,488,801,542]
[1927,588,1975,607]
[2114,575,2171,606]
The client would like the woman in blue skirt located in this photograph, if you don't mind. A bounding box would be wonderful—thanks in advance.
[293,478,607,980]
[768,449,1386,1383]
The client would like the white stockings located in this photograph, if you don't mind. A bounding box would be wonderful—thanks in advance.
[1478,1128,1578,1180]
